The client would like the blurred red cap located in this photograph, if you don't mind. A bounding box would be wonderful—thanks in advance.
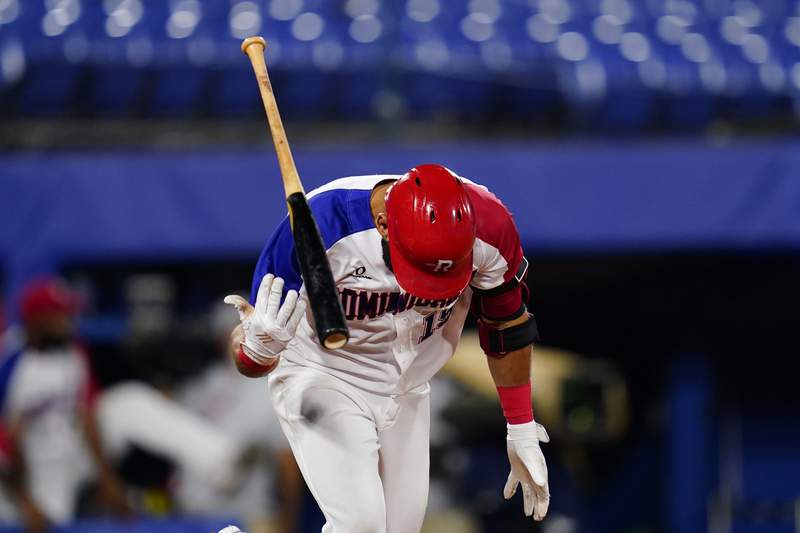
[19,278,82,323]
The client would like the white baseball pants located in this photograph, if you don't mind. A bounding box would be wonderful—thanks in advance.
[269,361,430,533]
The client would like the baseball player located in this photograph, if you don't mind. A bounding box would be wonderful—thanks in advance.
[225,164,549,533]
[0,278,248,528]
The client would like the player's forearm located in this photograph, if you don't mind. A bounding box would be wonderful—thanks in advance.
[484,314,536,424]
[4,421,29,492]
[82,410,132,516]
[485,313,533,387]
[228,324,251,376]
[487,344,532,387]
[6,480,49,533]
[489,345,535,424]
[81,409,115,478]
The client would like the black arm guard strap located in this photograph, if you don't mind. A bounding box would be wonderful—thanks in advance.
[477,313,540,359]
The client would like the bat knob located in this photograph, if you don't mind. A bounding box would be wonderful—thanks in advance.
[241,36,267,55]
[323,331,348,350]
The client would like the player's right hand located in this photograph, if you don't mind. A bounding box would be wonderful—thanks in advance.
[224,274,306,364]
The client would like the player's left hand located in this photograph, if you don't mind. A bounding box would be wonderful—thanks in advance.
[224,274,306,363]
[504,420,550,521]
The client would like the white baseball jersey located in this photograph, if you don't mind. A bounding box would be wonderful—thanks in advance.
[250,175,525,396]
[0,346,96,523]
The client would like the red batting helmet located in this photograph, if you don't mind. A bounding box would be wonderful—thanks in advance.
[385,164,476,300]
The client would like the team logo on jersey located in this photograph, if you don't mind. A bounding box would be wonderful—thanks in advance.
[352,266,373,280]
[338,288,459,321]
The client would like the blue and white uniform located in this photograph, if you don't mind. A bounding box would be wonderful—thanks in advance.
[0,345,96,523]
[255,175,525,533]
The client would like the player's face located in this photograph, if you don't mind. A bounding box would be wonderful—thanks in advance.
[26,312,74,350]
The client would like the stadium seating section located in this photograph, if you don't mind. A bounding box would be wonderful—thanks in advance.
[1,0,800,126]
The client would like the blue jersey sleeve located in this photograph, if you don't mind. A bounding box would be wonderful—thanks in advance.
[0,350,23,418]
[250,216,303,305]
[249,188,375,305]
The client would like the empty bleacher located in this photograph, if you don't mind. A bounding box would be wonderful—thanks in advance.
[1,0,799,127]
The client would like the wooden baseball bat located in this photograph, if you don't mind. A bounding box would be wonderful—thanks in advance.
[241,36,348,350]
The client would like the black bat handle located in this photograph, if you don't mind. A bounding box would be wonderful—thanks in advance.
[286,193,349,350]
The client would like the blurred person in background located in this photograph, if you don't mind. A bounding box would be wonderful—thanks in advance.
[0,278,131,531]
[0,278,249,530]
[173,300,304,533]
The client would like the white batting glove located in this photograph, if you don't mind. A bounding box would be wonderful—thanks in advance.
[504,420,550,521]
[223,274,306,364]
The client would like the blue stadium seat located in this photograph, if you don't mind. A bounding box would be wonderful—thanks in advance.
[7,0,84,115]
[82,0,154,115]
[3,0,798,126]
[326,2,387,118]
[146,0,214,116]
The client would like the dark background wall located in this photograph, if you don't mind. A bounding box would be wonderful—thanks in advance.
[2,141,799,532]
